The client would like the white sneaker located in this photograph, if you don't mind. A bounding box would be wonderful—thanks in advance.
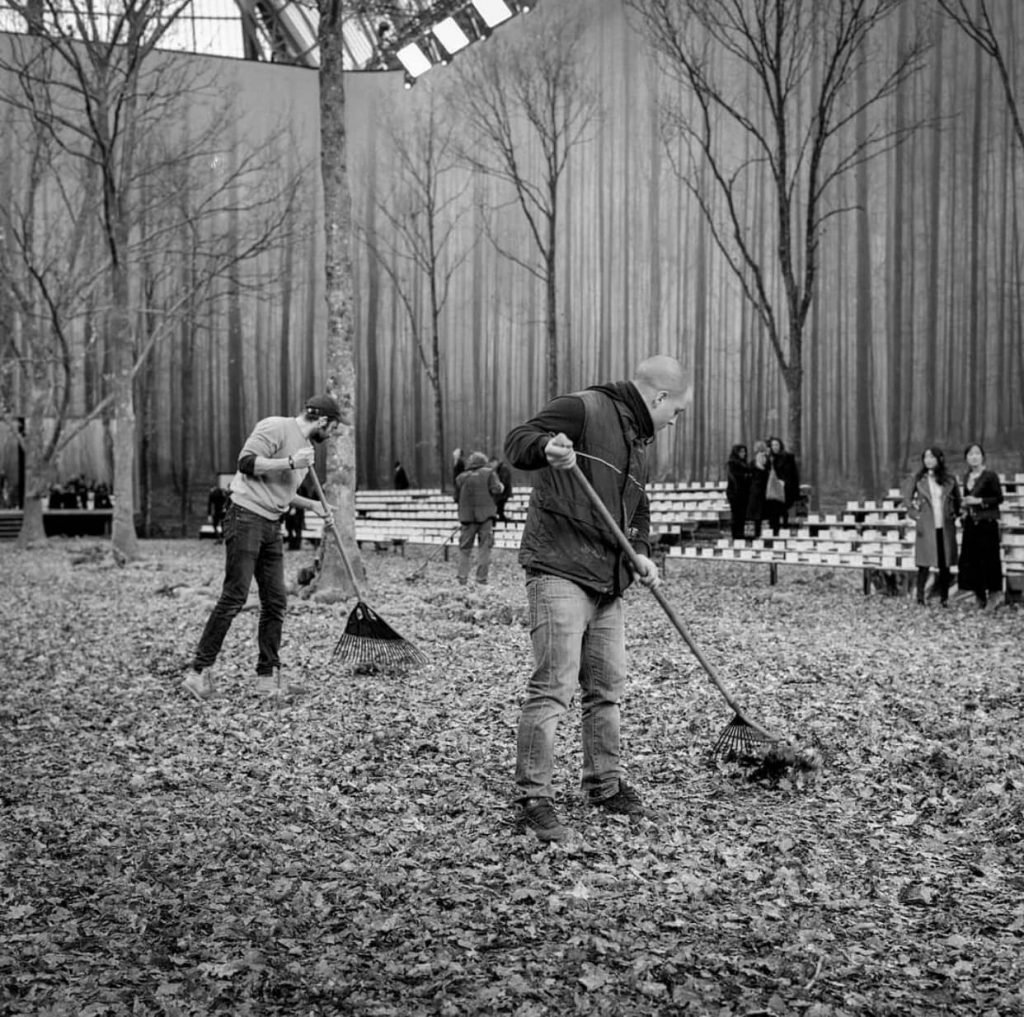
[255,671,281,696]
[181,670,215,701]
[255,669,303,697]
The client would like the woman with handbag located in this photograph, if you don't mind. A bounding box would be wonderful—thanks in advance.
[901,446,962,607]
[957,443,1004,608]
[765,436,799,535]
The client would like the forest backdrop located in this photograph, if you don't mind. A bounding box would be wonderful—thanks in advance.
[1,0,1022,536]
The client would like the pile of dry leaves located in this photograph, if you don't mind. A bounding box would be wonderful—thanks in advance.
[1,538,1022,1016]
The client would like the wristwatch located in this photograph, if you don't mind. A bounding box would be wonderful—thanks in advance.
[288,455,294,469]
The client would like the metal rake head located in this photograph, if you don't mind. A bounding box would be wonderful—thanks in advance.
[713,713,778,760]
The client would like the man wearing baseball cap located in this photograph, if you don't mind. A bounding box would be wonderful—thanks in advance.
[181,394,343,702]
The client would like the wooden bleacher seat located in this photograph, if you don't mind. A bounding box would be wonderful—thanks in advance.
[188,473,1024,602]
[665,472,1024,594]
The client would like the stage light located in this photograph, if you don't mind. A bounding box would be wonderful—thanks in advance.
[396,41,431,77]
[432,16,471,54]
[471,0,513,27]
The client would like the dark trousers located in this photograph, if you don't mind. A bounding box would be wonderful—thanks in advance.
[764,501,787,535]
[729,504,747,540]
[916,528,950,605]
[193,504,287,675]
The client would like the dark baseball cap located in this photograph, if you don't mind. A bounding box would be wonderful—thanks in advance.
[305,394,343,421]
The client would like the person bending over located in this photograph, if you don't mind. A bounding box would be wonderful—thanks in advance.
[505,355,692,842]
[181,394,343,701]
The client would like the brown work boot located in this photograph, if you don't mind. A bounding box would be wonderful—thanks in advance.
[519,798,570,842]
[588,780,645,815]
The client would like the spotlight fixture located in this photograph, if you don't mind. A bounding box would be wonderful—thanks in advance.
[432,16,471,55]
[396,41,431,77]
[471,0,513,27]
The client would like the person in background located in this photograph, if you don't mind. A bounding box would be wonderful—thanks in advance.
[957,443,1004,608]
[745,441,770,539]
[93,483,112,509]
[489,456,513,524]
[394,460,411,490]
[451,447,466,487]
[208,483,228,542]
[765,436,800,535]
[902,446,961,607]
[505,354,691,843]
[726,444,751,540]
[181,394,342,702]
[454,451,504,585]
[284,473,316,552]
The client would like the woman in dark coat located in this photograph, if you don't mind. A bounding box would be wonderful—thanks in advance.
[746,442,769,539]
[957,443,1004,607]
[901,446,962,607]
[726,444,751,540]
[765,435,800,535]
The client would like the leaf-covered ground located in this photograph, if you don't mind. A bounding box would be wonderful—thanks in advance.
[2,539,1022,1017]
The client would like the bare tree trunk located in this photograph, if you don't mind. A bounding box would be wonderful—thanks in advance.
[109,226,139,560]
[855,59,877,495]
[966,37,984,440]
[317,0,360,593]
[545,240,558,400]
[16,387,51,546]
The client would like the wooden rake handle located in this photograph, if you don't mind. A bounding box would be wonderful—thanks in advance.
[569,463,777,740]
[307,467,363,599]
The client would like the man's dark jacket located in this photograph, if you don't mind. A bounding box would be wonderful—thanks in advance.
[504,382,653,597]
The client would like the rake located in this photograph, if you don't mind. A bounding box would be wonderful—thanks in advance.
[308,469,428,669]
[570,464,782,757]
[405,525,460,583]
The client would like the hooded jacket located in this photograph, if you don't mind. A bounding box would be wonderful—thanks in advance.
[454,452,504,523]
[504,382,653,596]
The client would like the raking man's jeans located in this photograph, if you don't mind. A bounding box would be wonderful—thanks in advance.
[457,518,494,583]
[193,503,287,676]
[515,573,626,802]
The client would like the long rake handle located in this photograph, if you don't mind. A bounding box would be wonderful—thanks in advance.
[308,467,363,599]
[410,524,461,578]
[570,464,777,740]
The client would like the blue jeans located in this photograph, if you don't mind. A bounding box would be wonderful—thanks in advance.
[457,518,494,582]
[515,574,626,802]
[193,503,287,676]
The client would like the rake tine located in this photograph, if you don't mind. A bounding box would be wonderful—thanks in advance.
[308,469,428,669]
[712,713,778,759]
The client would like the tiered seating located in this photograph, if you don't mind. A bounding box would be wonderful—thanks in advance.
[666,474,1024,592]
[192,474,1023,598]
[648,481,729,543]
[349,487,529,551]
[344,483,729,552]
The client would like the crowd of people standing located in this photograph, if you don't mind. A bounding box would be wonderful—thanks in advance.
[726,437,1007,609]
[47,476,112,510]
[902,443,1005,609]
[726,436,801,539]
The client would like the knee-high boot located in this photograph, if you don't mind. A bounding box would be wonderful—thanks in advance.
[916,568,928,605]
